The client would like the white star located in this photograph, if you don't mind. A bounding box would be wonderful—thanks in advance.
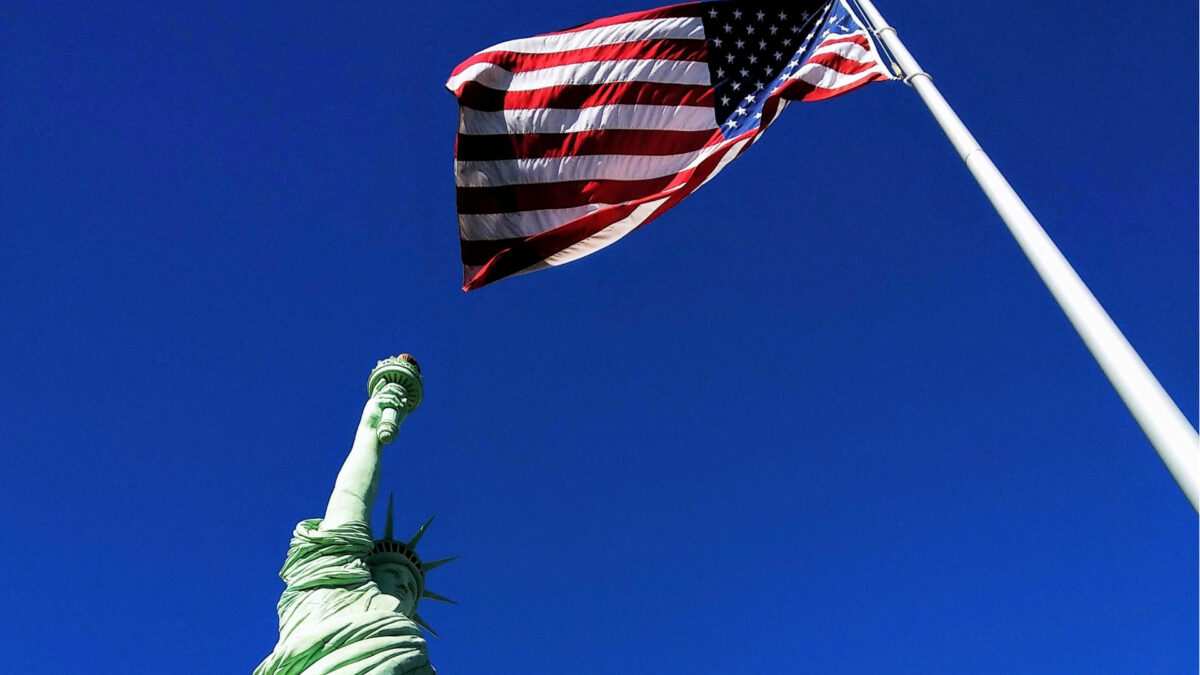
[732,9,742,19]
[716,67,725,77]
[744,93,756,102]
[779,11,788,20]
[734,106,747,116]
[782,38,792,46]
[739,68,749,77]
[735,39,745,49]
[755,80,764,89]
[801,11,811,20]
[754,112,763,119]
[773,51,783,60]
[726,53,736,62]
[755,10,765,21]
[748,54,757,64]
[721,95,731,105]
[723,23,732,32]
[769,25,778,35]
[730,81,742,91]
[724,119,738,128]
[758,39,767,49]
[746,25,755,34]
[788,59,800,68]
[712,37,722,47]
[807,32,815,39]
[708,8,718,17]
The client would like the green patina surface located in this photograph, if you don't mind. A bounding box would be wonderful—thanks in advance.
[255,519,435,675]
[257,356,447,675]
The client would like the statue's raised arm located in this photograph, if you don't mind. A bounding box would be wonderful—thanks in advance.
[256,355,453,675]
[322,354,424,529]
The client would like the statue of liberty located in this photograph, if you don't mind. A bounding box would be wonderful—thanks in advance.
[255,355,454,675]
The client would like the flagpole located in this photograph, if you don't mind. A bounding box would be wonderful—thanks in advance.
[850,0,1200,512]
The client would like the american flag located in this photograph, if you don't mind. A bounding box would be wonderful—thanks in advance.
[447,0,895,290]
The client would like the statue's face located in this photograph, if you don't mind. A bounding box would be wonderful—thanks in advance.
[371,562,418,614]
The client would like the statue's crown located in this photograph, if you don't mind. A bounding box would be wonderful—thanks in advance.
[368,494,456,636]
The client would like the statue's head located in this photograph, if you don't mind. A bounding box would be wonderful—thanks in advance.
[367,494,456,636]
[370,561,420,614]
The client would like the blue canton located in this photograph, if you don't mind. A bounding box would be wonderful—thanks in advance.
[700,0,867,138]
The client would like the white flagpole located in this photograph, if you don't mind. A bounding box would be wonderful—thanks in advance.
[851,0,1200,512]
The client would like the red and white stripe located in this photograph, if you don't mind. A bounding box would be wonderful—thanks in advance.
[447,0,893,290]
[784,30,892,101]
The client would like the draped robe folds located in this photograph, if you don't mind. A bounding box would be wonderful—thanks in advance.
[255,519,436,675]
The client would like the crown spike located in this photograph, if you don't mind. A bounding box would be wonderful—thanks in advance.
[421,589,458,604]
[412,613,439,638]
[420,556,457,573]
[407,514,436,550]
[383,493,396,541]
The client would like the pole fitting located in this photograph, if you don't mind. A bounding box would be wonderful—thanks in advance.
[904,71,932,86]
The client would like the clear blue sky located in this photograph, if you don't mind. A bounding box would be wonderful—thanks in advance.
[2,1,1195,672]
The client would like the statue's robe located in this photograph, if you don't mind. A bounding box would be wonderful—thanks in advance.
[255,519,436,675]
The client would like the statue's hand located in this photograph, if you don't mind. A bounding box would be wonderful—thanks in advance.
[360,383,407,431]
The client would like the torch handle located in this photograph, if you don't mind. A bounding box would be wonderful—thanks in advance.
[377,404,404,445]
